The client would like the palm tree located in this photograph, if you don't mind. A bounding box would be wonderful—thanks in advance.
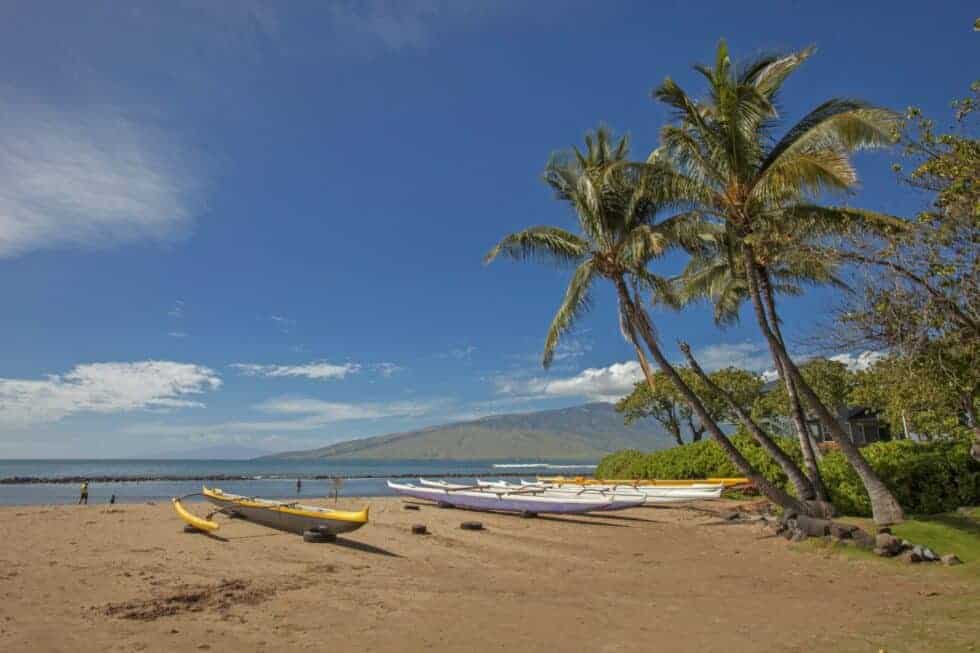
[486,126,808,514]
[651,41,905,523]
[675,222,846,502]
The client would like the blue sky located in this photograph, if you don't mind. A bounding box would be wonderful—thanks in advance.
[0,1,975,457]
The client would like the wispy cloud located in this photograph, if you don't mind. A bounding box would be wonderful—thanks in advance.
[168,331,188,338]
[441,344,476,361]
[268,314,296,334]
[0,361,221,424]
[231,361,360,381]
[495,361,643,403]
[374,362,403,378]
[829,350,886,372]
[0,94,203,258]
[686,342,772,373]
[168,300,185,319]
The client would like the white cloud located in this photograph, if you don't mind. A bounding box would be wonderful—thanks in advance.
[268,314,295,333]
[496,361,644,403]
[168,331,188,338]
[0,361,221,424]
[0,95,202,258]
[258,396,436,422]
[374,362,402,378]
[830,350,886,372]
[168,300,185,319]
[231,361,360,380]
[689,342,772,372]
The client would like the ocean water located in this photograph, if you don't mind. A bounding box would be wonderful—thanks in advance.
[0,459,598,506]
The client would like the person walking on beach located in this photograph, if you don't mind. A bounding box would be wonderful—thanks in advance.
[78,480,89,505]
[296,478,302,495]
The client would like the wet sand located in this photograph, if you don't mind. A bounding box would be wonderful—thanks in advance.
[1,498,975,652]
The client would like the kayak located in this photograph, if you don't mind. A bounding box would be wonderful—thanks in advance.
[202,486,369,536]
[172,497,220,532]
[389,481,644,515]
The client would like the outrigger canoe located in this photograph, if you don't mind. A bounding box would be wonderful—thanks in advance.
[538,475,749,488]
[390,480,644,515]
[200,486,369,536]
[172,497,220,532]
[514,480,723,502]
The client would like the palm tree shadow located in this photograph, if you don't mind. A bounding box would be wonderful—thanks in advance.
[577,512,664,524]
[333,538,401,557]
[921,513,980,537]
[536,515,626,528]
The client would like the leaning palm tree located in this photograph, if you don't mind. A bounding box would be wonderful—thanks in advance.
[651,41,906,523]
[486,126,808,514]
[675,221,850,502]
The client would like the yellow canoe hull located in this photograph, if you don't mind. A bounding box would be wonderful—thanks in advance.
[202,486,368,535]
[538,476,749,488]
[172,497,220,532]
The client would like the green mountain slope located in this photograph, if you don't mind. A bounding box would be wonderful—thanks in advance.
[263,402,674,461]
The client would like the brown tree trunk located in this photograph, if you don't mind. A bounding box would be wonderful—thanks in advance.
[678,341,817,502]
[613,278,811,516]
[743,251,904,524]
[759,270,830,501]
[685,415,705,442]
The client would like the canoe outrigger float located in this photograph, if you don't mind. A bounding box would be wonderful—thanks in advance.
[538,476,749,488]
[171,486,369,537]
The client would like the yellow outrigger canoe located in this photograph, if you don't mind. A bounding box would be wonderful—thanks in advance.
[172,487,369,536]
[538,476,750,488]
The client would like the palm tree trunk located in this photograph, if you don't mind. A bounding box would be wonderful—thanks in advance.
[613,277,811,516]
[677,341,817,502]
[759,270,829,501]
[743,250,905,524]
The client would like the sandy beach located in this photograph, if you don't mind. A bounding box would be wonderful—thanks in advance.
[1,497,976,653]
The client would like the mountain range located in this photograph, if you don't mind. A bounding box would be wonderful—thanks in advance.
[263,402,673,461]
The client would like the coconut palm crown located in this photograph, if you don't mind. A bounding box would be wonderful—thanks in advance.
[485,126,686,368]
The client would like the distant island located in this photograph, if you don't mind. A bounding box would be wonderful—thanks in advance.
[263,402,674,461]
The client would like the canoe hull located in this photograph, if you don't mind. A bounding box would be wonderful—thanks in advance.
[203,488,367,536]
[389,482,642,514]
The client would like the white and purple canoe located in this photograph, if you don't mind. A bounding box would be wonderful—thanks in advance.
[388,481,644,515]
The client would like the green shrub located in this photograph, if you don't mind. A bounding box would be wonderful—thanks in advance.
[819,440,980,516]
[596,438,980,516]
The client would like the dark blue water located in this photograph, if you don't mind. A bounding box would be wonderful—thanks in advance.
[0,459,597,505]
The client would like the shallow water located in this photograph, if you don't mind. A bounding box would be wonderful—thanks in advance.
[0,459,598,505]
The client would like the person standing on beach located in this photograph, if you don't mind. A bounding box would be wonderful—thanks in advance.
[296,478,302,495]
[78,481,89,505]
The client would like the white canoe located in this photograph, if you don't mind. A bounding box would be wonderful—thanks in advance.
[516,479,723,501]
[394,481,643,514]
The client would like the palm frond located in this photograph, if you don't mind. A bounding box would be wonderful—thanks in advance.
[543,260,597,368]
[484,226,588,266]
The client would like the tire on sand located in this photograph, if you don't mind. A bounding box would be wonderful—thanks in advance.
[303,529,337,543]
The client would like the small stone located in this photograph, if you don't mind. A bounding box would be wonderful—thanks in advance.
[718,510,740,521]
[410,524,427,535]
[921,548,939,562]
[403,504,420,511]
[876,526,892,534]
[941,554,962,566]
[460,521,484,531]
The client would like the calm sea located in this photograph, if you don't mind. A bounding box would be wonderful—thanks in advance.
[0,459,597,506]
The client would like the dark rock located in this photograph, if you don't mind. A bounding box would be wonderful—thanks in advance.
[921,547,939,562]
[876,526,892,535]
[794,515,832,537]
[410,524,427,535]
[851,529,875,549]
[828,522,858,539]
[875,533,902,556]
[941,554,963,566]
[460,521,484,531]
[897,550,922,564]
[718,510,740,521]
[403,504,420,511]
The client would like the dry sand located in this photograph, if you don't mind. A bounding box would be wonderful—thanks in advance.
[1,497,976,652]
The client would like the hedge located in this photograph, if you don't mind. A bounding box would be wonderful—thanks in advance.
[596,438,980,516]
